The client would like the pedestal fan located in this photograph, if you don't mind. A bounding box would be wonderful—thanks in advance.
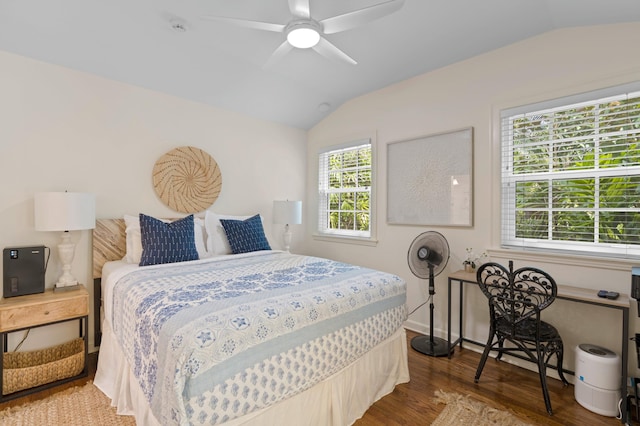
[407,231,450,357]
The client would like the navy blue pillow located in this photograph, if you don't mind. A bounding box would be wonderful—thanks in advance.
[220,214,271,254]
[139,214,199,266]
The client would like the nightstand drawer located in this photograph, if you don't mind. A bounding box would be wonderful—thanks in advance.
[0,287,89,332]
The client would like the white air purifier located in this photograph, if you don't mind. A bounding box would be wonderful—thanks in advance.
[574,344,621,417]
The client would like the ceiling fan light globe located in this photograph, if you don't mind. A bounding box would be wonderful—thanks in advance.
[287,27,320,49]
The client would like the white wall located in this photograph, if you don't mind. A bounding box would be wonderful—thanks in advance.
[2,21,639,379]
[305,23,640,378]
[0,50,307,352]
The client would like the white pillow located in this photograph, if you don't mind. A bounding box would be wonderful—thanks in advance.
[123,214,208,263]
[204,211,255,255]
[193,217,208,258]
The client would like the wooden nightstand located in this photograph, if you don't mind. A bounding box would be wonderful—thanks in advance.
[0,285,89,402]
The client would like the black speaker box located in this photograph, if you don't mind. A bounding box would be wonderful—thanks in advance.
[3,246,46,298]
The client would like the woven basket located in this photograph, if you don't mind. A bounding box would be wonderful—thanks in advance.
[3,338,84,395]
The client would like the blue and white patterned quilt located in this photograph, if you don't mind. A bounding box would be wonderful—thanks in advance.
[110,251,407,425]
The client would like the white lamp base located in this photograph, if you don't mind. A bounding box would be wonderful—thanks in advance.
[54,231,81,291]
[283,224,292,252]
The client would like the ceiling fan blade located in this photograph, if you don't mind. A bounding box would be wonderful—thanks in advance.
[201,15,285,33]
[288,0,311,18]
[263,41,294,69]
[312,37,357,65]
[320,0,404,34]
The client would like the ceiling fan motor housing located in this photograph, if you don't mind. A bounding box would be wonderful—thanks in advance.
[285,19,322,48]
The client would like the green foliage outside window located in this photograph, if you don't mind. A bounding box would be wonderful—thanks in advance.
[325,146,371,233]
[509,96,640,248]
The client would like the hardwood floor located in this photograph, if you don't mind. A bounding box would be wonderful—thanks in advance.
[0,331,632,425]
[356,330,627,425]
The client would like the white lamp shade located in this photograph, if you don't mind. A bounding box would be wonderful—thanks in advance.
[34,192,96,231]
[273,200,302,225]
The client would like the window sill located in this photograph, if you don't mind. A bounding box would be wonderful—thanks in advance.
[489,247,638,272]
[312,233,378,247]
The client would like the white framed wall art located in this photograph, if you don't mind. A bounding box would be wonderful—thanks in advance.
[387,127,473,226]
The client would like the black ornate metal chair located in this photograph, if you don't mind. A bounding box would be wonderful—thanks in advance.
[474,260,569,415]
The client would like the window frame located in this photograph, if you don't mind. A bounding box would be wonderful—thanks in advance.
[315,137,377,245]
[500,81,640,259]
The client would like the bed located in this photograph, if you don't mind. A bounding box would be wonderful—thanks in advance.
[92,214,409,425]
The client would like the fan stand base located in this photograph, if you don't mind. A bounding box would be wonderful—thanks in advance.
[410,335,452,357]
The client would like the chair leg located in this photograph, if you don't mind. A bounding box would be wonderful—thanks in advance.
[496,337,505,361]
[556,343,569,386]
[475,332,495,383]
[536,346,553,415]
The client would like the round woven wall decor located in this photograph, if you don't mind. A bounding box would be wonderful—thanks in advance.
[152,146,222,213]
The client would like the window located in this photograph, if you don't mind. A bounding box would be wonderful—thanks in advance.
[501,83,640,258]
[318,140,373,239]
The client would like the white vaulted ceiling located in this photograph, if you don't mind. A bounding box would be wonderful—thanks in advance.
[1,0,639,129]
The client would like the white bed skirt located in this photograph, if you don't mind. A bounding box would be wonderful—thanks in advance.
[95,321,410,426]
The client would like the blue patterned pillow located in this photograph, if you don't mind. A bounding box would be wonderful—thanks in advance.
[220,214,271,254]
[139,214,199,266]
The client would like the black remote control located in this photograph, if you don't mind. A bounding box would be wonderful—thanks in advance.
[606,291,619,300]
[597,290,619,300]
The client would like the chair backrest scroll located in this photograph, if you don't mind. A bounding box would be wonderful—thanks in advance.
[476,260,557,327]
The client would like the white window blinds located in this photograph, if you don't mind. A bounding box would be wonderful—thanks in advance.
[318,140,372,238]
[500,83,640,258]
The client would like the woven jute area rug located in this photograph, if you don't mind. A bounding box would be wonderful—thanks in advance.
[0,384,531,425]
[0,382,135,426]
[433,390,532,426]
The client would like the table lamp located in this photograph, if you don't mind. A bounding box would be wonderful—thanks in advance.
[34,192,96,291]
[273,200,302,252]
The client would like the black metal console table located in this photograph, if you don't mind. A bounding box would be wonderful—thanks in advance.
[447,269,630,424]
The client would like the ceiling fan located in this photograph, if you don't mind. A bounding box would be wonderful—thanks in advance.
[202,0,405,66]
